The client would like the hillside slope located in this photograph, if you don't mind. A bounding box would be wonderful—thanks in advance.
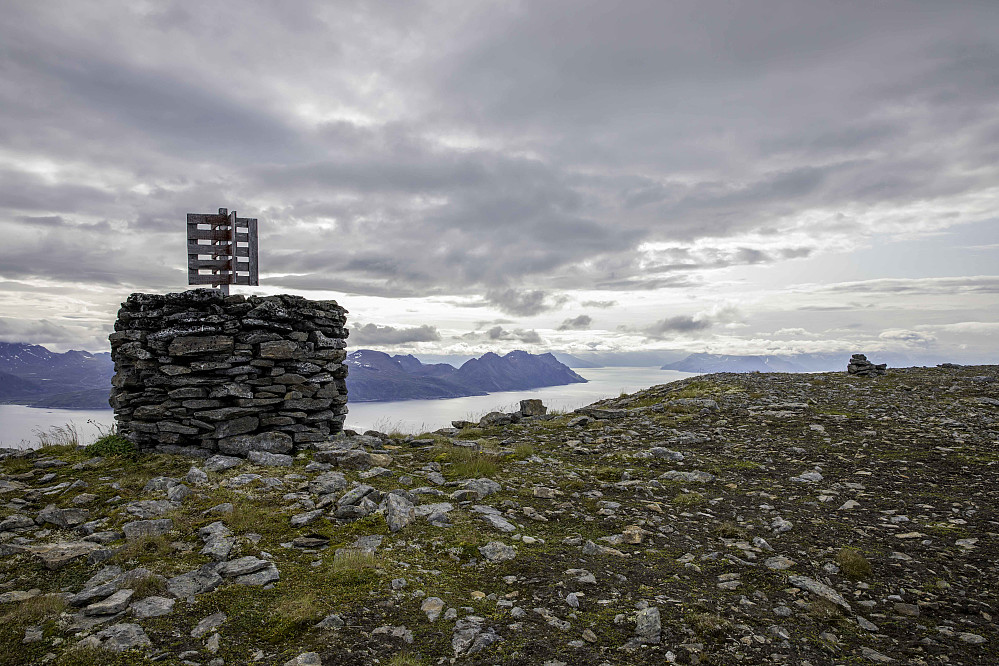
[0,364,996,665]
[346,349,586,401]
[0,342,113,407]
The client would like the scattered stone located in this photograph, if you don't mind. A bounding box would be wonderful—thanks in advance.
[383,493,416,532]
[204,455,244,472]
[167,565,223,599]
[27,541,101,570]
[860,646,895,663]
[130,596,175,618]
[234,563,280,586]
[519,399,547,417]
[36,504,89,528]
[479,541,517,562]
[661,470,715,483]
[630,606,661,646]
[83,589,133,616]
[764,555,795,570]
[421,597,445,621]
[788,575,851,611]
[77,623,151,652]
[191,612,227,638]
[284,653,322,666]
[122,518,174,540]
[217,556,270,577]
[315,613,345,630]
[248,450,294,466]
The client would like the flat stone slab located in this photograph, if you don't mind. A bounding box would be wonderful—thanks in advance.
[122,519,174,540]
[27,541,101,570]
[788,575,851,611]
[204,455,244,472]
[217,556,270,577]
[70,581,118,607]
[167,565,223,599]
[125,500,178,519]
[234,563,280,586]
[248,450,294,466]
[200,536,235,561]
[191,611,227,638]
[479,541,517,562]
[661,470,716,483]
[481,513,517,532]
[84,589,133,616]
[78,623,151,652]
[130,596,175,618]
[36,504,90,528]
[219,432,293,456]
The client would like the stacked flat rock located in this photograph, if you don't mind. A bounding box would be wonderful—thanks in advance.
[109,290,349,455]
[847,353,887,377]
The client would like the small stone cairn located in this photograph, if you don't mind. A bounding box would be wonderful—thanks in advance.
[847,353,887,377]
[109,289,348,456]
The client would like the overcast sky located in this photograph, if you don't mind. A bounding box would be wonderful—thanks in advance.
[1,1,996,362]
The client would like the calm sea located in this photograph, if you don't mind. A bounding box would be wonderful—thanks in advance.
[0,367,696,449]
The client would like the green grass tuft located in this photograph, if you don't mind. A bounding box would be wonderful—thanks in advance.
[672,492,705,507]
[85,433,137,458]
[387,652,426,666]
[836,546,872,579]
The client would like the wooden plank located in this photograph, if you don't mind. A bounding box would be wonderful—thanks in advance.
[246,217,259,286]
[188,243,249,256]
[187,229,248,242]
[188,228,231,242]
[187,215,226,229]
[188,274,230,285]
[189,258,232,270]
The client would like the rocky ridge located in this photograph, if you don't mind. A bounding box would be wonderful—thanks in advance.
[0,364,996,665]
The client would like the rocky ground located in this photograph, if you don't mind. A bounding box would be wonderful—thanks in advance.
[0,364,996,666]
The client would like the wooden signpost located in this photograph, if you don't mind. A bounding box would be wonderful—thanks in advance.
[187,208,258,295]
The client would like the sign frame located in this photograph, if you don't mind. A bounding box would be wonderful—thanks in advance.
[186,208,258,294]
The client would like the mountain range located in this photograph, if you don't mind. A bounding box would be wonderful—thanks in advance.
[345,349,587,402]
[0,342,587,408]
[0,342,114,408]
[660,351,921,374]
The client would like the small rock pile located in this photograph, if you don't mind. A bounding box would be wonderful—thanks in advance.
[847,353,887,376]
[455,399,550,429]
[109,290,349,456]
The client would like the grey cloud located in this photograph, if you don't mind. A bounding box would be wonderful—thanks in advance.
[0,222,181,287]
[878,329,936,346]
[558,315,592,330]
[581,300,617,308]
[821,276,999,295]
[645,316,712,337]
[642,305,741,339]
[485,326,542,344]
[484,289,568,316]
[0,317,79,344]
[516,329,543,344]
[349,323,441,345]
[0,1,996,354]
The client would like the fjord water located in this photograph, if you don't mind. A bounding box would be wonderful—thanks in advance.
[0,367,696,448]
[344,367,697,433]
[0,405,117,449]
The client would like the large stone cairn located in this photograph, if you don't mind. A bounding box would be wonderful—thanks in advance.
[109,290,348,456]
[847,353,887,377]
